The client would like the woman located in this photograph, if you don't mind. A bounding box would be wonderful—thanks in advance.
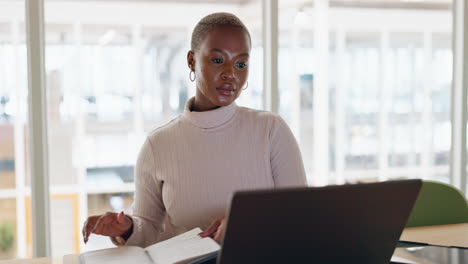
[82,12,306,247]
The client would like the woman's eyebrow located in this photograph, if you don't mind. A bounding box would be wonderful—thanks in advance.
[210,48,249,58]
[210,48,226,54]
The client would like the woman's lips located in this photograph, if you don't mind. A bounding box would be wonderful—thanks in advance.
[216,88,234,96]
[216,84,235,96]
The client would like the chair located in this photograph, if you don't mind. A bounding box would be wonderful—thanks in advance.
[405,180,468,227]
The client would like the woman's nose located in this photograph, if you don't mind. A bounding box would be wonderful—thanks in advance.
[221,66,235,80]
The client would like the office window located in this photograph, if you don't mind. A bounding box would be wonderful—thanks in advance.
[0,199,16,260]
[278,0,453,185]
[342,32,380,172]
[0,0,31,260]
[42,0,263,257]
[431,33,452,178]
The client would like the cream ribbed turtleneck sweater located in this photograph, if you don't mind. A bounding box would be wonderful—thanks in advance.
[125,97,307,247]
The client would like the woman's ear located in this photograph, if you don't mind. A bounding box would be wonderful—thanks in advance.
[187,51,195,71]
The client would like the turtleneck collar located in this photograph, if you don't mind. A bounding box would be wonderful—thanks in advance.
[182,97,239,129]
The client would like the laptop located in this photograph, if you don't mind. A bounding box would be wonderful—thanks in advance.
[217,179,422,264]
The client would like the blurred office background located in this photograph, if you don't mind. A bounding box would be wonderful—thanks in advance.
[0,0,457,259]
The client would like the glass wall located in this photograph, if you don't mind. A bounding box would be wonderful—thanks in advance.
[0,0,30,260]
[278,0,453,185]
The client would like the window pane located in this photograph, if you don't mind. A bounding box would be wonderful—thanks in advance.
[431,33,451,183]
[0,199,16,260]
[344,32,380,173]
[279,1,453,185]
[0,0,31,260]
[44,0,263,257]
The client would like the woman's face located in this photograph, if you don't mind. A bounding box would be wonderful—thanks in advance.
[187,26,251,111]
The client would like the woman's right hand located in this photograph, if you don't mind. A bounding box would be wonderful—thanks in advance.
[82,211,133,243]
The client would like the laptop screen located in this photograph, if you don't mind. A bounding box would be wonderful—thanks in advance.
[218,180,422,264]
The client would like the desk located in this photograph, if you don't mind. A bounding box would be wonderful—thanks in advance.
[399,223,468,248]
[1,224,467,264]
[0,255,78,264]
[391,223,468,264]
[0,258,60,264]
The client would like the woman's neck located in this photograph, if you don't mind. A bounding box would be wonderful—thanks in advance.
[191,97,220,112]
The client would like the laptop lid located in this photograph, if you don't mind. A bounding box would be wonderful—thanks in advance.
[218,179,422,264]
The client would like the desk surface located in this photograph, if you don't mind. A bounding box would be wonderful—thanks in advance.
[0,255,78,264]
[400,222,468,248]
[0,258,60,264]
[2,223,467,264]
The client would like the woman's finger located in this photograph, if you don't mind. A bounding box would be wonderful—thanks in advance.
[213,219,226,243]
[200,217,223,238]
[199,219,221,238]
[82,219,89,243]
[84,217,97,243]
[214,231,222,243]
[83,216,98,243]
[117,211,126,224]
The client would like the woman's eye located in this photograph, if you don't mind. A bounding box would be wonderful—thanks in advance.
[237,62,248,69]
[211,58,223,64]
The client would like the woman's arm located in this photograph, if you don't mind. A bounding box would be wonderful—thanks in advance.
[119,137,166,247]
[269,115,307,187]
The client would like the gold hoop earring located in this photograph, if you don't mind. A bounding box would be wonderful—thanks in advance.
[243,81,248,90]
[189,71,196,82]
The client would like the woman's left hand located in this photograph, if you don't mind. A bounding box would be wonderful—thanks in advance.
[199,216,226,243]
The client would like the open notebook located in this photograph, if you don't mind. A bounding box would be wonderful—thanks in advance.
[79,228,220,264]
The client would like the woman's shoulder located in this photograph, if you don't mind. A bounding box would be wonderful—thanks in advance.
[146,115,184,140]
[237,107,292,138]
[237,106,285,124]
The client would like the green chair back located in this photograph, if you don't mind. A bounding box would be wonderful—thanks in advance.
[406,180,468,227]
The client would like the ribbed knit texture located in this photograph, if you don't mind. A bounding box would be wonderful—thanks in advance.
[124,97,307,247]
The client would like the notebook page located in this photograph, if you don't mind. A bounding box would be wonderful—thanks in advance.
[80,246,153,264]
[145,228,220,264]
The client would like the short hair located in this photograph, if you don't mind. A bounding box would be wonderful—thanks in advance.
[191,12,252,51]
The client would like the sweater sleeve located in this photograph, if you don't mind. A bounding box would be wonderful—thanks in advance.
[123,137,166,247]
[270,115,307,187]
